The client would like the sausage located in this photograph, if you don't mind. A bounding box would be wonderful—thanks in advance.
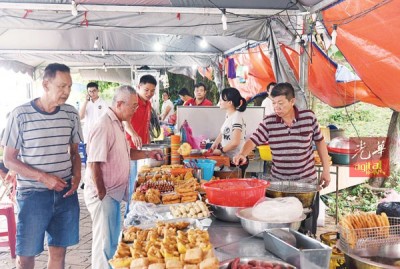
[229,257,240,269]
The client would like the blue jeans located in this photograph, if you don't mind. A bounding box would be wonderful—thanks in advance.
[125,160,137,216]
[15,187,79,256]
[84,191,121,269]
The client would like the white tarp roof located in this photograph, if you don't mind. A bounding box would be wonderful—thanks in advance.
[0,0,336,82]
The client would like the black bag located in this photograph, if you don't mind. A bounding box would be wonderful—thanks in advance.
[376,202,400,218]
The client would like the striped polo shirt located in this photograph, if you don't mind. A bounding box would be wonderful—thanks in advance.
[1,99,83,192]
[250,106,323,180]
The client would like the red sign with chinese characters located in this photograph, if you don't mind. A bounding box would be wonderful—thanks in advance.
[349,137,389,177]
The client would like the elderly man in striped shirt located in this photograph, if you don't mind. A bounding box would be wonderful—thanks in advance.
[233,82,331,189]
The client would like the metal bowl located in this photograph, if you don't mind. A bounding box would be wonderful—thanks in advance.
[236,208,306,237]
[266,181,318,208]
[206,200,245,222]
[219,256,296,269]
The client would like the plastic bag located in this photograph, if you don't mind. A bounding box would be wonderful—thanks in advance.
[180,120,199,149]
[252,196,304,222]
[376,202,400,218]
[124,201,163,227]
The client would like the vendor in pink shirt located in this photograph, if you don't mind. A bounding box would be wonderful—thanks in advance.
[184,82,213,106]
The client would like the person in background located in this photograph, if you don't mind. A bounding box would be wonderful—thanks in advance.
[178,87,193,105]
[159,91,174,122]
[79,82,108,189]
[2,63,82,269]
[233,82,331,188]
[123,74,157,214]
[184,82,213,106]
[261,82,277,116]
[210,87,248,176]
[84,85,162,269]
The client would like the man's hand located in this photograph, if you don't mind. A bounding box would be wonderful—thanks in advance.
[97,187,106,200]
[233,154,247,166]
[63,176,81,198]
[148,150,164,161]
[131,133,142,149]
[39,173,68,192]
[319,170,331,189]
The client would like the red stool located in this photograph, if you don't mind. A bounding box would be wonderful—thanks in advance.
[0,203,16,258]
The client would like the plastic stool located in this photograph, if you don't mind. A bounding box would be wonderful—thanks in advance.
[0,203,16,258]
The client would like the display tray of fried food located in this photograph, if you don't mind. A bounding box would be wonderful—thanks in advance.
[314,150,332,165]
[339,212,396,249]
[111,221,217,269]
[169,201,210,219]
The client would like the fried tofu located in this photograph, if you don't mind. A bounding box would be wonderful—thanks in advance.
[166,259,183,269]
[184,248,202,264]
[199,257,219,269]
[149,263,166,269]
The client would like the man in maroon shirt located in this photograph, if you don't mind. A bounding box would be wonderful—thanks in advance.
[184,82,213,106]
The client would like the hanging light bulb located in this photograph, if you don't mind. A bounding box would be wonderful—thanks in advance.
[295,35,302,43]
[103,63,107,72]
[192,64,198,71]
[199,38,208,48]
[71,0,78,17]
[154,38,163,51]
[93,37,99,49]
[101,46,105,56]
[221,9,228,31]
[331,25,338,46]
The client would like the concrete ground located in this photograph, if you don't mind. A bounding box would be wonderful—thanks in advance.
[0,188,337,269]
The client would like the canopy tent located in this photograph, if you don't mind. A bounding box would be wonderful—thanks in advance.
[0,0,399,112]
[0,0,332,79]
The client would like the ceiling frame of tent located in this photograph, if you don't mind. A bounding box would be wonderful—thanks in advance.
[0,3,298,16]
[0,50,218,57]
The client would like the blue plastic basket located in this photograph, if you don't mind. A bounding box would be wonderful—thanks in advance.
[183,159,217,180]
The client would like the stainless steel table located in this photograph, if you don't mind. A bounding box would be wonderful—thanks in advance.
[208,219,278,262]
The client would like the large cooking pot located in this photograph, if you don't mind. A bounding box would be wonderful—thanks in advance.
[141,144,171,167]
[266,181,319,208]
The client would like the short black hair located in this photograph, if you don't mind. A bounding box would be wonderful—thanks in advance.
[178,87,190,96]
[139,74,157,86]
[271,82,295,100]
[87,82,98,89]
[43,63,70,80]
[194,82,207,91]
[266,82,277,91]
[162,91,170,97]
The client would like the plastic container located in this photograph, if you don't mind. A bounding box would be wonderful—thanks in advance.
[329,152,350,165]
[206,155,230,167]
[203,178,270,207]
[258,145,272,161]
[183,159,216,180]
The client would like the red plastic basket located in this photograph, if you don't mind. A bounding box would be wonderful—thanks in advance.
[203,178,270,207]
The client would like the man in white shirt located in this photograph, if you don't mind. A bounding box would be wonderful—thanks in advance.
[80,82,109,143]
[261,82,276,116]
[160,91,174,122]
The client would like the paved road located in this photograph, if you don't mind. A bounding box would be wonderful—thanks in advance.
[0,188,94,269]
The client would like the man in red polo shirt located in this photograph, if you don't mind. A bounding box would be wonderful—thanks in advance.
[184,82,213,106]
[123,74,157,213]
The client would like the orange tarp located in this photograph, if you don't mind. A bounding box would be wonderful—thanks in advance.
[322,0,400,111]
[280,43,385,108]
[225,43,276,99]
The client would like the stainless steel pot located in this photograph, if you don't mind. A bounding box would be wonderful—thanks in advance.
[141,144,171,167]
[206,200,244,222]
[266,181,318,208]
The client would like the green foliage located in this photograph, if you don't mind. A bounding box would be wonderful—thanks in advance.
[321,184,380,217]
[315,100,392,137]
[383,170,400,192]
[95,81,121,102]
